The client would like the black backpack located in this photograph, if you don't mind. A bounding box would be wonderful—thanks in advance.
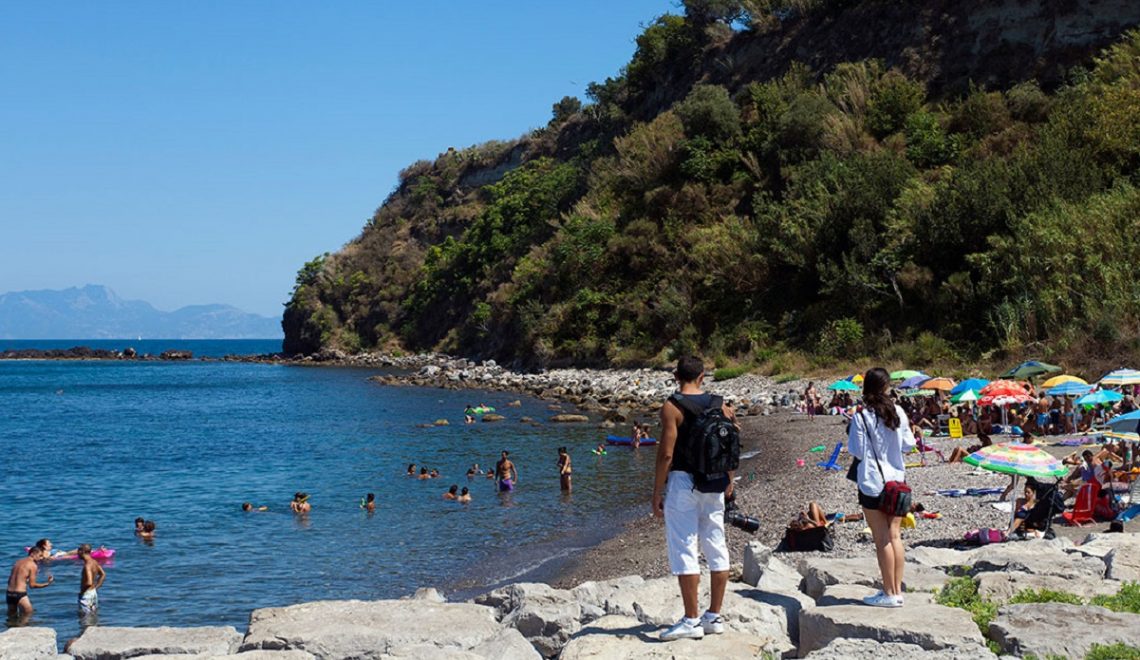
[671,393,741,493]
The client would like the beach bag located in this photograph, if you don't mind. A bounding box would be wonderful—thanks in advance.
[672,393,741,493]
[863,411,913,517]
[782,525,834,552]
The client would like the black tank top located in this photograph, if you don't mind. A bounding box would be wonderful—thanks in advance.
[671,392,713,473]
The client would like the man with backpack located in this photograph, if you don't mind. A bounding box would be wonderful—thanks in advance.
[652,355,741,641]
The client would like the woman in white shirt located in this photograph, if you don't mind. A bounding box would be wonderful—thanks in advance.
[848,367,916,608]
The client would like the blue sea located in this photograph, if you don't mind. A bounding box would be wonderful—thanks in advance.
[1,340,652,643]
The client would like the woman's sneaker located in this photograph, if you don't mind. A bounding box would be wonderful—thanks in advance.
[862,591,903,608]
[700,611,725,634]
[660,617,704,641]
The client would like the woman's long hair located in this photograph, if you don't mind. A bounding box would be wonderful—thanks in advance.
[863,367,900,430]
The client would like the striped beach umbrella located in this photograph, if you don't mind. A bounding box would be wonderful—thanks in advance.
[950,389,978,404]
[1100,369,1140,387]
[951,378,990,395]
[964,442,1069,530]
[1046,382,1092,397]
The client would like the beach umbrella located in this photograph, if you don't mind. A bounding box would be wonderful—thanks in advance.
[920,377,956,392]
[1001,360,1062,380]
[827,380,860,392]
[898,374,930,389]
[980,380,1029,397]
[1107,410,1140,433]
[900,389,936,398]
[1042,375,1087,389]
[1099,369,1140,387]
[951,378,990,395]
[890,369,924,381]
[950,389,979,404]
[964,442,1069,530]
[850,374,864,384]
[1046,382,1093,397]
[1076,390,1124,406]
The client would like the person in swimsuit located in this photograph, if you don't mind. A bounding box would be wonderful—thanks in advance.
[139,520,157,539]
[361,493,376,512]
[443,484,459,500]
[77,544,105,621]
[134,517,145,535]
[406,463,417,477]
[289,492,311,513]
[242,502,268,512]
[557,446,572,493]
[418,468,431,480]
[496,450,518,492]
[457,486,472,503]
[464,405,476,424]
[7,546,52,619]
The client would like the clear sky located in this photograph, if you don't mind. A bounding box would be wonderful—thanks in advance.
[0,1,673,317]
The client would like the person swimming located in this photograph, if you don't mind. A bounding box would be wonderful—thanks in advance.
[406,463,417,476]
[443,484,459,501]
[241,502,268,512]
[418,468,431,480]
[361,493,376,512]
[429,468,440,479]
[464,405,476,424]
[458,486,472,503]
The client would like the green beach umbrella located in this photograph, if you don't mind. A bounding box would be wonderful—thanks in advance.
[828,380,860,392]
[950,389,978,404]
[1000,360,1061,380]
[890,370,923,381]
[900,389,936,398]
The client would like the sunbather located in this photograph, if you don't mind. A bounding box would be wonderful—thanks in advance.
[788,502,827,531]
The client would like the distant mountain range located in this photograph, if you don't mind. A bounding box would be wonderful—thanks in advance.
[0,285,282,339]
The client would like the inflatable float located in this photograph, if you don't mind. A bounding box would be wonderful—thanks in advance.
[470,406,496,415]
[25,547,115,561]
[605,435,657,446]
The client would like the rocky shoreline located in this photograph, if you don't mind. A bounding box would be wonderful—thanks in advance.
[5,531,1139,659]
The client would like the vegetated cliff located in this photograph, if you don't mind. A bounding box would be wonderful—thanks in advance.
[283,0,1140,369]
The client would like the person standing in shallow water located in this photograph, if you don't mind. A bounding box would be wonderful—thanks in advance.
[7,546,53,620]
[496,450,518,492]
[77,544,105,621]
[557,446,572,492]
[848,367,916,608]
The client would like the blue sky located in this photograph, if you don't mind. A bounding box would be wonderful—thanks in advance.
[0,1,673,317]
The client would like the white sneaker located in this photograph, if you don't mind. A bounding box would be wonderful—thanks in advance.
[660,617,705,641]
[862,591,902,608]
[700,611,725,634]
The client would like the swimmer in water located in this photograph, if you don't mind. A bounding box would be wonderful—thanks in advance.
[444,484,459,501]
[77,544,105,620]
[418,468,431,480]
[458,487,472,503]
[290,493,311,514]
[361,493,376,512]
[139,520,157,540]
[406,463,417,476]
[6,546,52,620]
[430,469,440,479]
[495,451,518,492]
[242,502,268,512]
[134,518,145,535]
[466,463,480,478]
[464,405,476,424]
[557,446,572,493]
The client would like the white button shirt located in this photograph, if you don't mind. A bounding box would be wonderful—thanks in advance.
[848,405,916,497]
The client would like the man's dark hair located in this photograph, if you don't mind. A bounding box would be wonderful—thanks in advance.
[675,356,705,383]
[77,544,92,556]
[1083,450,1094,460]
[143,520,156,532]
[34,539,49,551]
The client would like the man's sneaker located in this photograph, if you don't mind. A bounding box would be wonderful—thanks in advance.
[660,617,705,641]
[862,591,902,608]
[700,611,725,634]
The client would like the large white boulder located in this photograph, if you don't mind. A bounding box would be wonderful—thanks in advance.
[740,541,774,587]
[967,543,1105,580]
[802,637,997,659]
[0,627,57,660]
[737,555,816,643]
[68,626,242,660]
[800,557,949,599]
[132,653,315,660]
[798,597,985,654]
[974,571,1121,602]
[238,599,530,660]
[474,582,581,657]
[989,603,1140,658]
[559,615,777,659]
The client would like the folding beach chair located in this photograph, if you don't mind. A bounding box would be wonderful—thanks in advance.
[817,442,843,471]
[1062,480,1100,526]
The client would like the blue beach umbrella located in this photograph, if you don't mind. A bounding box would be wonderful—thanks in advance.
[951,378,990,396]
[898,373,930,390]
[1099,369,1140,387]
[828,380,860,392]
[1107,410,1140,433]
[1076,390,1124,406]
[1046,382,1093,397]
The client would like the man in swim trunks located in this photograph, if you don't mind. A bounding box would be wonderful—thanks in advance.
[77,544,105,619]
[7,546,52,619]
[496,450,518,492]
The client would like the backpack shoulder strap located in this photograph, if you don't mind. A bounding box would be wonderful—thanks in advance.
[709,395,724,411]
[670,392,704,417]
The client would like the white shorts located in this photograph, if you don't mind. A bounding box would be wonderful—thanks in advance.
[78,588,98,615]
[664,471,730,575]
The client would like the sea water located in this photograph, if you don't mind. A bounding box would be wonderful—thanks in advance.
[1,341,653,642]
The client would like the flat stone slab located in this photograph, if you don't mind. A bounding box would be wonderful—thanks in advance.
[974,571,1121,603]
[815,584,933,608]
[0,627,58,660]
[966,543,1105,580]
[798,598,985,654]
[802,638,997,659]
[239,599,520,660]
[69,626,242,660]
[474,582,582,657]
[989,603,1140,658]
[559,615,776,659]
[800,557,949,599]
[133,653,316,660]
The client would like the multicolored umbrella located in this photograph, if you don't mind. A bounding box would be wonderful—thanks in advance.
[900,389,936,398]
[1046,382,1092,397]
[980,380,1029,396]
[964,442,1069,530]
[1042,375,1087,389]
[1001,360,1062,380]
[1099,369,1140,387]
[828,379,860,391]
[890,369,924,381]
[1076,390,1124,406]
[951,378,990,395]
[920,377,956,391]
[898,374,931,389]
[950,389,979,404]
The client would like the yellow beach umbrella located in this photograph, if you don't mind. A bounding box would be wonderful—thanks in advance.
[1041,374,1087,389]
[852,374,864,384]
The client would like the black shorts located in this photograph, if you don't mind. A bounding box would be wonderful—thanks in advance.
[858,490,882,510]
[6,590,26,610]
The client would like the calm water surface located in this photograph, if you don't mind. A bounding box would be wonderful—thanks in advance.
[1,341,653,642]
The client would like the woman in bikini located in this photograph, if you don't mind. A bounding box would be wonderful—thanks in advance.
[557,446,572,493]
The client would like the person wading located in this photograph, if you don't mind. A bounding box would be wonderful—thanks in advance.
[848,367,916,607]
[652,355,738,640]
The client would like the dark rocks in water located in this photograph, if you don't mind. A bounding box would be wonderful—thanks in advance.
[122,347,137,358]
[481,413,506,423]
[160,350,193,360]
[550,414,589,423]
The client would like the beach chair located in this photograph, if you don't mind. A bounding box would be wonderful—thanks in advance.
[936,414,951,436]
[1062,481,1100,526]
[817,442,843,471]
